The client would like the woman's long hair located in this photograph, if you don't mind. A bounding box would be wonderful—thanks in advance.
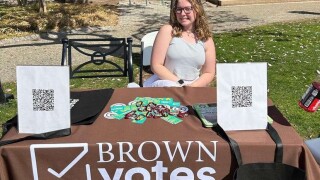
[170,0,212,41]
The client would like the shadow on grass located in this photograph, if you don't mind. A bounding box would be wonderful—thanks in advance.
[288,11,320,16]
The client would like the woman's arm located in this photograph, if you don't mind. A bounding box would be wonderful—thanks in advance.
[150,25,180,82]
[187,37,216,87]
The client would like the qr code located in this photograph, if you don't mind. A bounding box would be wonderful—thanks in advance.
[232,86,252,108]
[32,89,54,111]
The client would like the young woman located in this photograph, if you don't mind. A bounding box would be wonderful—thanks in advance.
[143,0,216,87]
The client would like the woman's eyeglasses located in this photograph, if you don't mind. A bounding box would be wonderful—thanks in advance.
[175,6,193,14]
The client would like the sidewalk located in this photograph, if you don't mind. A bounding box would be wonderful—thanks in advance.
[0,1,319,83]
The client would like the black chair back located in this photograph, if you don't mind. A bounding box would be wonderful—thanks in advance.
[61,37,133,83]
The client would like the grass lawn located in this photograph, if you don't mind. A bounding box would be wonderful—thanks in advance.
[0,18,319,139]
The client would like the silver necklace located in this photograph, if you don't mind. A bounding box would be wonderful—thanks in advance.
[185,30,195,38]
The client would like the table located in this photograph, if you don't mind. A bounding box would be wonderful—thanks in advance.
[0,87,319,180]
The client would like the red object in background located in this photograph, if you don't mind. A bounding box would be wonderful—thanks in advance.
[299,82,320,112]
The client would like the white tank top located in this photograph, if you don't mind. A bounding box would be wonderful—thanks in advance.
[165,37,205,81]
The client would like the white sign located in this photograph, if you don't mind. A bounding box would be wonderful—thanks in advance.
[17,66,70,134]
[217,62,268,131]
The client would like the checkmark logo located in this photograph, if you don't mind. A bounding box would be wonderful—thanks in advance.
[30,143,88,180]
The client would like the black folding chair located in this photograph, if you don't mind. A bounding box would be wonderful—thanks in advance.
[61,37,134,83]
[0,80,14,104]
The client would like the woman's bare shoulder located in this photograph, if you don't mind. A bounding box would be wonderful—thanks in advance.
[159,24,173,33]
[204,37,214,47]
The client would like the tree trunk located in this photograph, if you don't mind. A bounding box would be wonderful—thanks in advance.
[39,0,47,14]
[64,0,88,3]
[75,0,89,3]
[17,0,28,6]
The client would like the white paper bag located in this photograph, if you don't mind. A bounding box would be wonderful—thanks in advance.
[217,62,268,131]
[17,66,70,134]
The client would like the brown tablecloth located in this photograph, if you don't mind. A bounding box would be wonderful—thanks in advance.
[0,87,319,180]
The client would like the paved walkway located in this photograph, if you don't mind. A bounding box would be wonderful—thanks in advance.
[0,0,319,83]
